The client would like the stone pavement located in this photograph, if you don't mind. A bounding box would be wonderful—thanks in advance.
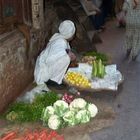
[89,21,140,140]
[1,20,140,140]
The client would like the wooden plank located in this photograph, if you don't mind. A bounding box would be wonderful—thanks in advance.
[80,0,97,16]
[0,0,3,24]
[22,0,32,25]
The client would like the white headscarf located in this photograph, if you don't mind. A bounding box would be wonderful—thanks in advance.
[49,20,76,42]
[59,20,76,39]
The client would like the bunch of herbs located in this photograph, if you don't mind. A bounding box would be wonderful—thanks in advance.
[5,91,60,122]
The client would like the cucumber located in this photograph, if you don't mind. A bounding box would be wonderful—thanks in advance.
[103,65,106,77]
[92,61,97,77]
[100,60,106,78]
[92,59,105,78]
[98,59,102,77]
[100,64,104,78]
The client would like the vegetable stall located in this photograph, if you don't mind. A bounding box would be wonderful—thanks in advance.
[64,51,123,92]
[0,51,121,139]
[0,90,115,139]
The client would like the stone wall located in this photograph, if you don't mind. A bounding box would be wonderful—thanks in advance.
[0,0,46,113]
[0,0,99,113]
[0,30,33,113]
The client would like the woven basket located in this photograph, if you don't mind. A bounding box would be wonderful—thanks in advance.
[63,76,124,92]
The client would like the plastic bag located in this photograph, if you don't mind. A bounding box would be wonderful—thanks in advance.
[16,84,49,103]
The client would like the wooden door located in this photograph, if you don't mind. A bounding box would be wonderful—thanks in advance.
[0,0,32,34]
[1,0,18,24]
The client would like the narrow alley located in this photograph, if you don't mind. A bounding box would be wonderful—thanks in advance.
[90,21,140,140]
[0,1,140,140]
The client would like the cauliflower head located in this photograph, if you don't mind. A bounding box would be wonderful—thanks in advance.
[87,103,98,118]
[48,115,61,130]
[69,98,87,110]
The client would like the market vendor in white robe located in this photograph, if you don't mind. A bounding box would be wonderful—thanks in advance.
[34,20,76,88]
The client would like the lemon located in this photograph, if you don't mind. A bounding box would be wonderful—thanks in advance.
[65,72,91,88]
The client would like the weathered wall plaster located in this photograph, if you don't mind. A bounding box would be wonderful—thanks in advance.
[0,30,33,112]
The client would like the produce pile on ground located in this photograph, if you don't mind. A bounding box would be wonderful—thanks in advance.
[82,51,108,65]
[4,91,60,122]
[64,60,106,89]
[64,51,109,89]
[3,91,98,132]
[81,56,96,65]
[65,72,91,88]
[41,98,98,130]
[0,129,64,140]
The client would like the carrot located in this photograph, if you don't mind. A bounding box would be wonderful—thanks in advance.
[32,132,39,140]
[55,135,64,140]
[13,138,24,140]
[26,133,34,140]
[2,132,16,140]
[39,130,47,140]
[49,131,58,137]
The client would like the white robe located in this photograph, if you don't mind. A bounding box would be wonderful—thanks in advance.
[34,35,70,85]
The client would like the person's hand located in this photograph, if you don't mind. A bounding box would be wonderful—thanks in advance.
[68,51,76,61]
[95,8,101,15]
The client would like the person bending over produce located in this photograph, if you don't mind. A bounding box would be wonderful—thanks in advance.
[34,20,76,89]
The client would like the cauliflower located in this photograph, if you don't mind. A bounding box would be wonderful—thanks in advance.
[53,100,69,117]
[69,98,87,110]
[45,106,55,115]
[41,106,55,123]
[87,103,98,118]
[48,115,61,130]
[75,109,90,124]
[63,110,78,126]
